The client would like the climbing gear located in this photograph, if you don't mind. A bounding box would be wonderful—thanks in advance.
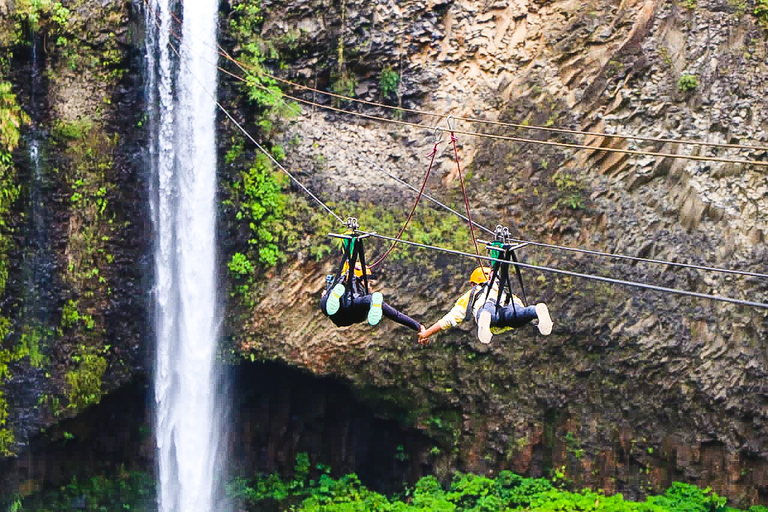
[327,218,372,304]
[368,292,384,326]
[535,303,553,335]
[470,266,492,284]
[479,225,531,322]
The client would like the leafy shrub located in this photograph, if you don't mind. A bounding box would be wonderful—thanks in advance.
[379,66,400,99]
[221,456,749,512]
[552,170,585,210]
[755,0,768,25]
[677,74,699,92]
[13,469,155,511]
[65,346,107,410]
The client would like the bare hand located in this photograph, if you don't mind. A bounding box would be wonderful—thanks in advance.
[418,324,430,345]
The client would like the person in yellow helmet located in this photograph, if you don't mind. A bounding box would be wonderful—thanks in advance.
[321,262,426,334]
[418,265,552,344]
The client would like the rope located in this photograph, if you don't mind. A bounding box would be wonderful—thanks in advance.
[448,126,483,267]
[257,70,768,153]
[239,79,768,168]
[366,158,768,280]
[361,232,768,310]
[368,140,441,268]
[152,6,345,226]
[143,4,768,164]
[147,2,768,282]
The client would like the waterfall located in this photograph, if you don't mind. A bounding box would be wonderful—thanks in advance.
[22,36,53,346]
[144,1,224,511]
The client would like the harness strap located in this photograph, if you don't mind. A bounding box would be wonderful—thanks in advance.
[356,237,370,295]
[509,249,528,306]
[463,286,480,323]
[331,236,353,291]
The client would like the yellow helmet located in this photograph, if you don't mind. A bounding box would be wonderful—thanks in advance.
[342,262,373,277]
[470,266,492,284]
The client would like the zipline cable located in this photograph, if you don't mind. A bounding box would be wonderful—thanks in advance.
[149,2,768,154]
[368,136,442,268]
[235,75,768,168]
[221,54,768,281]
[147,3,346,226]
[146,2,768,282]
[145,4,768,167]
[255,69,768,153]
[363,158,768,280]
[360,232,768,309]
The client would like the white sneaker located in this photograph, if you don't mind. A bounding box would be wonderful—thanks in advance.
[535,303,552,335]
[477,310,493,344]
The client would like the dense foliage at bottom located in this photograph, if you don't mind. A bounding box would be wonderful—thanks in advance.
[9,455,768,512]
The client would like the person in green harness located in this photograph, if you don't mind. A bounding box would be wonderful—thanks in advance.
[418,265,552,344]
[320,233,426,335]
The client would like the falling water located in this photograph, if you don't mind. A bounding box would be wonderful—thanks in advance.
[23,37,54,339]
[144,1,223,511]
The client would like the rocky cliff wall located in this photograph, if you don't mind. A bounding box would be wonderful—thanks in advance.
[0,0,766,507]
[227,0,768,505]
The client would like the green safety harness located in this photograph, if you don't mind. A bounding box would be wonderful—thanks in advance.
[328,219,370,299]
[480,226,529,320]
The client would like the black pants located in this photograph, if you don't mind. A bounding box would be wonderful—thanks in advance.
[478,300,537,329]
[320,292,421,332]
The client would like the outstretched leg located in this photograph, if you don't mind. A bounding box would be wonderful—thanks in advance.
[356,294,421,332]
[476,300,543,344]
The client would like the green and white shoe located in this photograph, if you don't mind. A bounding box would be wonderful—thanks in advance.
[368,292,383,326]
[325,283,346,316]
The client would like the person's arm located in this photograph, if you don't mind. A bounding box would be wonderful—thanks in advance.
[418,289,472,344]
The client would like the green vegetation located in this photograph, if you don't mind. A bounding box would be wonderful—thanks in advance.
[284,198,476,264]
[59,299,95,332]
[677,74,699,93]
[331,74,357,105]
[0,80,26,455]
[379,67,400,99]
[228,251,256,304]
[224,142,289,275]
[552,170,585,210]
[229,0,299,131]
[10,469,155,511]
[224,457,767,512]
[52,119,115,303]
[11,0,71,42]
[64,345,107,412]
[755,0,768,26]
[565,431,585,460]
[11,454,768,512]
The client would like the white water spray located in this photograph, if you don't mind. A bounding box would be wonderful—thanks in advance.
[145,1,223,510]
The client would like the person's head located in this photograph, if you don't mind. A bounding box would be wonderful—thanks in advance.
[470,266,492,284]
[354,262,374,279]
[342,261,375,279]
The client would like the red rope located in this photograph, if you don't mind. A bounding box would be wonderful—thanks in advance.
[369,142,440,268]
[449,131,484,269]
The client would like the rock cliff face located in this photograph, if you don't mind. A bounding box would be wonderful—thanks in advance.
[0,0,767,507]
[232,0,768,505]
[0,0,148,467]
